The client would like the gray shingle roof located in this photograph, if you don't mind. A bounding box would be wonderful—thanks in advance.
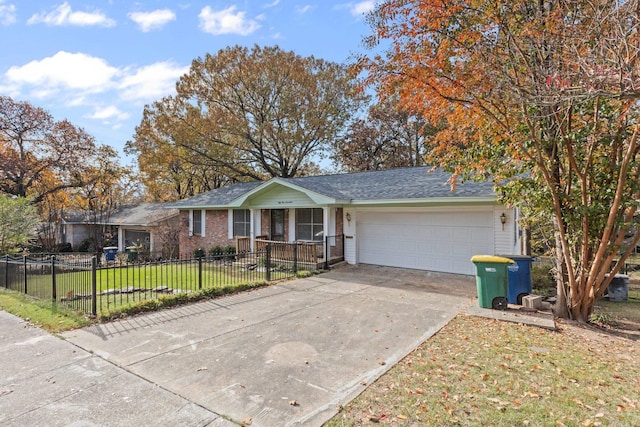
[169,167,495,208]
[168,181,263,208]
[62,203,179,226]
[107,203,179,226]
[286,167,494,200]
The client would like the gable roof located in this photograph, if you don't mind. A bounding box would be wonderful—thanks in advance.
[168,166,496,209]
[62,203,179,227]
[107,203,179,226]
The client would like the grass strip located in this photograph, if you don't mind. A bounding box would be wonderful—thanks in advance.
[0,288,92,332]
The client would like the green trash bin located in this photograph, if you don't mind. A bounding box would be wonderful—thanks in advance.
[126,246,139,261]
[471,255,514,310]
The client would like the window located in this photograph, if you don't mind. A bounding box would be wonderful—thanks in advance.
[296,208,323,241]
[191,210,204,236]
[233,209,251,237]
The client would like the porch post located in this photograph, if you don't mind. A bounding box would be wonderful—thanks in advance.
[250,209,258,251]
[117,228,124,252]
[289,208,296,242]
[323,207,330,259]
[148,230,154,254]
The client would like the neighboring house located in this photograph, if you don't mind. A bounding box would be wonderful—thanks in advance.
[169,167,525,275]
[61,203,181,257]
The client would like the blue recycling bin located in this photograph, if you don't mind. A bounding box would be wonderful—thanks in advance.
[500,255,534,304]
[103,246,118,261]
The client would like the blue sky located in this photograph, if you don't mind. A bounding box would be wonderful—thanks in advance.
[0,1,377,164]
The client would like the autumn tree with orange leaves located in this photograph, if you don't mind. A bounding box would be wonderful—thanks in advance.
[361,0,640,321]
[0,96,134,251]
[332,96,435,172]
[127,45,365,200]
[0,96,98,203]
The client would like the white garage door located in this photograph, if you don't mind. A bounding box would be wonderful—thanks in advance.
[357,210,494,275]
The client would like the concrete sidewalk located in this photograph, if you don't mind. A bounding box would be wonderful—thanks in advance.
[59,266,476,426]
[0,310,230,426]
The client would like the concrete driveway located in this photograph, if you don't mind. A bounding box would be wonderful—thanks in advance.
[12,264,476,426]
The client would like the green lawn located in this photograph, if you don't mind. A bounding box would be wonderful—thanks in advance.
[4,260,295,316]
[0,288,92,332]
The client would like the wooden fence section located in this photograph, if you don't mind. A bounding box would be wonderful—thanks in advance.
[235,237,251,255]
[255,239,320,263]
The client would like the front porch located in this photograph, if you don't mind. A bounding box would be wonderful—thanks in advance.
[235,235,345,270]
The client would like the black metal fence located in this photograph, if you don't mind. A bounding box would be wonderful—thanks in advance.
[1,242,327,316]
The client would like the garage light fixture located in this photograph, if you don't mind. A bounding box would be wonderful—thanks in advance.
[500,212,507,230]
[346,212,352,223]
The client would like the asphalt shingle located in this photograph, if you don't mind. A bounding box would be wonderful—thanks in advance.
[168,166,495,208]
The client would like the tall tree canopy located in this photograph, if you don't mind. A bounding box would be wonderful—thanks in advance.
[0,195,40,254]
[0,96,97,204]
[362,0,640,321]
[127,45,365,199]
[333,96,433,172]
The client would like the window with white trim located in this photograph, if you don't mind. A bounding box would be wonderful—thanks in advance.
[233,209,251,237]
[296,208,323,241]
[191,209,205,236]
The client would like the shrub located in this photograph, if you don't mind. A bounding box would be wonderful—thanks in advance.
[223,245,236,261]
[55,242,73,253]
[192,247,205,258]
[78,238,96,253]
[209,245,223,258]
[531,259,555,296]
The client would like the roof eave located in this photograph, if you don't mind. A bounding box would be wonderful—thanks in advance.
[349,196,498,206]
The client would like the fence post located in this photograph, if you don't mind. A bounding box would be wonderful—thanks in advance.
[293,243,298,274]
[91,256,97,316]
[324,236,330,270]
[198,256,203,290]
[266,244,271,282]
[51,255,57,303]
[3,255,8,288]
[23,255,27,295]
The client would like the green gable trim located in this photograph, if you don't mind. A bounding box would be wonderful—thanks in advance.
[228,178,345,208]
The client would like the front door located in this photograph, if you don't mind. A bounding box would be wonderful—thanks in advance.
[270,209,286,241]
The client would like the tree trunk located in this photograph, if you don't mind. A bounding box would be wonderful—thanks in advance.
[553,232,570,319]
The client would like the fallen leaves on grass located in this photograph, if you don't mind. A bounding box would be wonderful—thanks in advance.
[325,315,640,427]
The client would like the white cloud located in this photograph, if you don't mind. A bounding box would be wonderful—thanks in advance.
[4,51,120,96]
[2,52,187,130]
[0,1,16,26]
[295,5,313,14]
[198,6,260,36]
[28,2,116,27]
[119,61,188,101]
[128,9,176,32]
[264,0,280,7]
[350,1,376,16]
[87,105,130,121]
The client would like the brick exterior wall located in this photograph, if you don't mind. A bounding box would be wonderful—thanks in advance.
[178,210,235,256]
[179,207,343,256]
[260,209,270,239]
